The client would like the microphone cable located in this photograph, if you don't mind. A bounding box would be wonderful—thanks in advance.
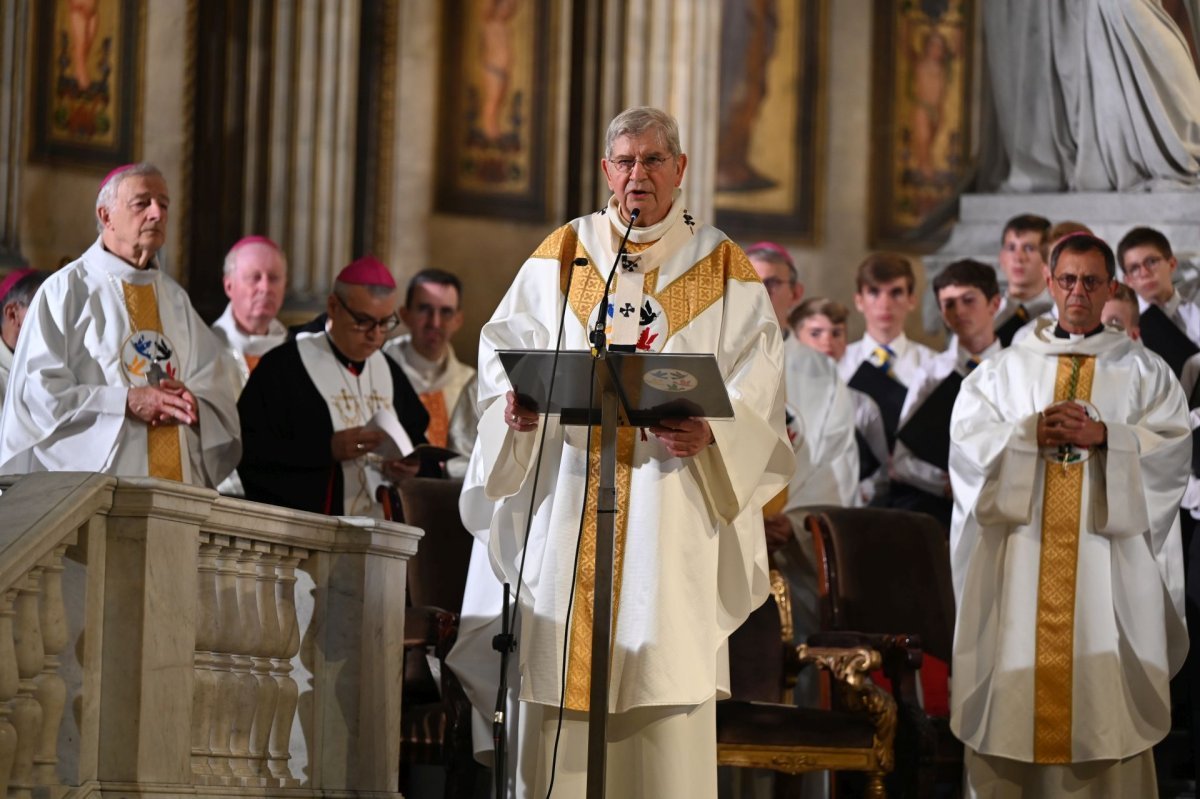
[494,254,589,799]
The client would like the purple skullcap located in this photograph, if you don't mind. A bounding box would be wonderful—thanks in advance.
[0,268,36,301]
[745,240,795,270]
[228,235,282,255]
[336,255,396,288]
[99,164,136,193]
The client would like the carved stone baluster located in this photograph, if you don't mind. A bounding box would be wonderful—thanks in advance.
[267,550,304,786]
[192,539,222,781]
[32,546,68,785]
[229,544,263,780]
[8,570,44,799]
[249,549,282,781]
[206,541,241,782]
[0,590,21,798]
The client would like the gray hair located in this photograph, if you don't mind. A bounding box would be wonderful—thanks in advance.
[223,239,288,278]
[95,162,165,234]
[333,279,396,301]
[604,107,683,159]
[1,271,48,309]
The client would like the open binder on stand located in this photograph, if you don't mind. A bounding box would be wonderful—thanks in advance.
[498,347,733,798]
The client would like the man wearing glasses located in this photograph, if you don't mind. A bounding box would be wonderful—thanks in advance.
[237,256,428,517]
[1118,226,1200,349]
[949,233,1190,795]
[454,106,790,797]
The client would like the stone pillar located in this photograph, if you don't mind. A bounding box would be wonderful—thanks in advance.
[0,0,29,267]
[96,479,214,784]
[264,0,362,302]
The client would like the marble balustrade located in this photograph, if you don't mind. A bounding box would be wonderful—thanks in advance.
[0,473,421,799]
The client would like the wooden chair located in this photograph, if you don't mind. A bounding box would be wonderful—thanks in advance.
[717,571,899,798]
[395,476,480,798]
[805,507,963,799]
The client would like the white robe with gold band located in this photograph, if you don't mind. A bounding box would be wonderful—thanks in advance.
[459,200,790,795]
[0,239,242,487]
[949,320,1190,792]
[210,302,287,389]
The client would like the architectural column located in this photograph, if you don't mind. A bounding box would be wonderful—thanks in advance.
[0,0,29,267]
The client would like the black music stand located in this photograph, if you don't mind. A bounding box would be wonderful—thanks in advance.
[499,347,733,797]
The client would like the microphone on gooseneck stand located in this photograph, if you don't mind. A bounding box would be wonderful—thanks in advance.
[590,207,640,354]
[492,253,589,799]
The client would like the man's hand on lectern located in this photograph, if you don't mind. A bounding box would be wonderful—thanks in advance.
[504,390,540,433]
[650,417,713,458]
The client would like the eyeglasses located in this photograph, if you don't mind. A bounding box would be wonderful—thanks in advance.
[609,155,673,174]
[335,293,401,333]
[761,277,793,293]
[1053,273,1109,293]
[1122,254,1166,276]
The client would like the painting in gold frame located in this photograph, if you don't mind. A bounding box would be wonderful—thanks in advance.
[869,0,974,250]
[714,0,824,242]
[435,0,552,221]
[31,0,141,168]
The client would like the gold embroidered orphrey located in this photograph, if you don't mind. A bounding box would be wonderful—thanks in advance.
[1033,354,1096,763]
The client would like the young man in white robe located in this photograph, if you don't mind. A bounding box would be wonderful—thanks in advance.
[0,163,242,487]
[891,259,1002,530]
[210,235,289,387]
[993,214,1053,347]
[949,233,1191,797]
[383,268,477,458]
[0,269,46,413]
[452,106,791,799]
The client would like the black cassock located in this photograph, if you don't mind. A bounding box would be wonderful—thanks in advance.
[237,337,429,515]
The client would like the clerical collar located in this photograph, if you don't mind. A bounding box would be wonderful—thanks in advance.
[1053,323,1105,339]
[324,334,366,374]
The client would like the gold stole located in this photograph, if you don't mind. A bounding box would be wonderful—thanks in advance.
[419,391,449,447]
[1032,354,1095,763]
[122,282,184,481]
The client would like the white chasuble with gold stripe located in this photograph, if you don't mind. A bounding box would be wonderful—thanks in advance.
[949,319,1191,766]
[0,238,242,486]
[296,334,395,518]
[458,201,793,717]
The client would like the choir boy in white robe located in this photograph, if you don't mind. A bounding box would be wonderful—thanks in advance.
[891,260,1002,530]
[211,235,288,386]
[993,214,1053,346]
[455,106,791,799]
[0,269,46,412]
[236,256,428,518]
[0,163,241,486]
[949,233,1190,797]
[383,268,477,456]
[794,298,888,505]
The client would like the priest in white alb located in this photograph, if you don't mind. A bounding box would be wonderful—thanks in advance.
[0,163,241,487]
[454,106,792,798]
[949,232,1191,797]
[211,235,289,386]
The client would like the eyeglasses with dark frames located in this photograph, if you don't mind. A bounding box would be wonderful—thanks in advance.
[608,155,673,174]
[1053,273,1109,294]
[335,293,401,333]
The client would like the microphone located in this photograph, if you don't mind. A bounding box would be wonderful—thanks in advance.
[590,207,640,353]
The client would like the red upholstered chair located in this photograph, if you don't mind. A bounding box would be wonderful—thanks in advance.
[717,571,899,797]
[395,477,480,798]
[804,507,963,799]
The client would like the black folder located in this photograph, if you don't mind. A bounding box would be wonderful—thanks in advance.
[995,313,1025,348]
[856,429,881,480]
[1139,304,1198,378]
[895,372,964,473]
[1192,428,1200,479]
[847,362,907,450]
[498,349,734,426]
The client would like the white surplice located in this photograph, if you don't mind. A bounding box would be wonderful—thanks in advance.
[0,342,12,414]
[0,239,241,487]
[210,302,287,388]
[383,334,476,456]
[458,199,791,798]
[783,335,858,509]
[949,320,1190,789]
[892,339,1001,497]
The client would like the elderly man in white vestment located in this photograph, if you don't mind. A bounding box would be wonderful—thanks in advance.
[0,163,241,486]
[211,235,288,387]
[0,269,47,413]
[949,232,1191,797]
[453,106,791,798]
